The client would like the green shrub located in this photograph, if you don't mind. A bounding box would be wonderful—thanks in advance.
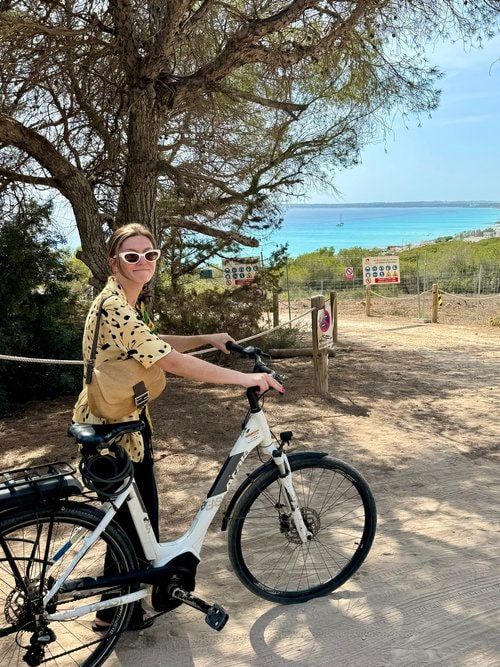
[155,284,268,343]
[262,326,301,349]
[0,202,86,414]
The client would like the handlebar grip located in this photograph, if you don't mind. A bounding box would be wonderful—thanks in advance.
[225,340,248,355]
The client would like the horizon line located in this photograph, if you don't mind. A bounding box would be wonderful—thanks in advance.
[287,200,500,207]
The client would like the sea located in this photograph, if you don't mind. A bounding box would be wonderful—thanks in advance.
[260,205,500,258]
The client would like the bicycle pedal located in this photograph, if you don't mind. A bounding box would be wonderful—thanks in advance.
[205,604,229,632]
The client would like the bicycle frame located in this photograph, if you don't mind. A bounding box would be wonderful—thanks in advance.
[44,406,311,622]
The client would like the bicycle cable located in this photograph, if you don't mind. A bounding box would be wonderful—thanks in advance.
[79,442,134,499]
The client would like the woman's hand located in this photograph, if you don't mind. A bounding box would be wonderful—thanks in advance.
[240,372,285,395]
[201,332,235,354]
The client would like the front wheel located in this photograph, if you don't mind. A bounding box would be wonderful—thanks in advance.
[228,453,376,603]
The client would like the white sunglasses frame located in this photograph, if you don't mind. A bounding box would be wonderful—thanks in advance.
[115,249,161,264]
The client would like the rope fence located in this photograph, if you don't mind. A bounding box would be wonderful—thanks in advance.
[0,308,316,365]
[439,291,500,301]
[0,355,82,365]
[370,288,433,300]
[190,308,315,356]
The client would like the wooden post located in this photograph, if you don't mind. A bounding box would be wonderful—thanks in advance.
[272,291,280,328]
[330,291,338,343]
[477,265,482,321]
[311,294,329,395]
[365,284,372,317]
[431,283,439,323]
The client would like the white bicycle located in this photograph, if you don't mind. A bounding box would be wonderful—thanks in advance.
[0,343,376,666]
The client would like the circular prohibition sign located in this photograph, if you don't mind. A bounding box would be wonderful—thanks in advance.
[319,308,331,332]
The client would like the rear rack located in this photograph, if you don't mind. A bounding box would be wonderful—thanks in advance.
[0,462,75,486]
[0,462,82,509]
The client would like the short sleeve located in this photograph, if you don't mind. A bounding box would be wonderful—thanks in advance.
[101,299,171,368]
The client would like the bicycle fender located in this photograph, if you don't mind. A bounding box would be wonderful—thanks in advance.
[220,450,328,532]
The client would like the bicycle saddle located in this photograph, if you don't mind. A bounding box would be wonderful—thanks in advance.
[68,420,144,447]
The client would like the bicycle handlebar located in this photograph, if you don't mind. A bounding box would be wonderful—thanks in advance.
[225,341,285,392]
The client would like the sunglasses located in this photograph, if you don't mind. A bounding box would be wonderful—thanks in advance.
[115,249,161,264]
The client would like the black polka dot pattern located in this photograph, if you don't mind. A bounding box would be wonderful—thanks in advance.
[72,276,171,461]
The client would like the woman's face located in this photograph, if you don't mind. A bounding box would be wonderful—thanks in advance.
[110,234,158,287]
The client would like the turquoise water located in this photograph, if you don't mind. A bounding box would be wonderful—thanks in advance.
[261,206,500,258]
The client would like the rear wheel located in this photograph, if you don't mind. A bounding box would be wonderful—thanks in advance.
[0,503,137,666]
[228,454,376,603]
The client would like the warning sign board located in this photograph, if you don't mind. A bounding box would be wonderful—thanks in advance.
[317,304,333,350]
[344,266,354,281]
[363,255,400,285]
[222,257,261,287]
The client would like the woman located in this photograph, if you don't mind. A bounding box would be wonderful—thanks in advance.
[73,223,283,631]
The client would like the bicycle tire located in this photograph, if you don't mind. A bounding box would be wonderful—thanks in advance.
[0,502,137,667]
[228,453,376,603]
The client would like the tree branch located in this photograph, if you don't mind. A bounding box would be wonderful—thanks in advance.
[215,84,308,115]
[0,113,82,193]
[163,216,259,247]
[0,166,56,187]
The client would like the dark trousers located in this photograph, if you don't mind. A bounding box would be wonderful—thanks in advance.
[97,420,159,623]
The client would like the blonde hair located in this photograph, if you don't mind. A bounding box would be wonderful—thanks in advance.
[107,224,156,260]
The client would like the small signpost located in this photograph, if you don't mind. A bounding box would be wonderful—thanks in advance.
[317,303,333,350]
[199,269,213,279]
[311,294,336,395]
[344,266,354,281]
[222,257,261,287]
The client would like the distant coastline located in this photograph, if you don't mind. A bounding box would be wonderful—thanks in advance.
[288,201,500,209]
[268,204,500,256]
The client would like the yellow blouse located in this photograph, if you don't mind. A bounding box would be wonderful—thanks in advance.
[72,276,171,461]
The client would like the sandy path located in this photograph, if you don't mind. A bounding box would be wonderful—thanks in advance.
[105,317,500,666]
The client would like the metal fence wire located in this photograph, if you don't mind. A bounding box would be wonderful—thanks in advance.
[281,267,500,298]
[278,267,500,326]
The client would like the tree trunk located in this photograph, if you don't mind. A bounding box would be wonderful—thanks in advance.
[117,88,162,243]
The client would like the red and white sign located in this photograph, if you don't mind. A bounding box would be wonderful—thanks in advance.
[344,266,354,281]
[317,305,333,350]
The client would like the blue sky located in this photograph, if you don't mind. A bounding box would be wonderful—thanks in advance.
[307,36,500,204]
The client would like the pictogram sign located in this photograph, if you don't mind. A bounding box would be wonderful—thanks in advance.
[222,257,261,287]
[363,255,400,285]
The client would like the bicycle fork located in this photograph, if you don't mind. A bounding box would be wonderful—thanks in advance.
[271,449,312,544]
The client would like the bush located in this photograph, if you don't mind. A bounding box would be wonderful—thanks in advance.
[262,326,301,349]
[155,284,269,343]
[0,202,86,414]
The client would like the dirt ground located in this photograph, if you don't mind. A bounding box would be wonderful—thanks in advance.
[0,303,499,666]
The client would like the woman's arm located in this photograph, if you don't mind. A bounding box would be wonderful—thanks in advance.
[157,349,284,395]
[159,333,233,353]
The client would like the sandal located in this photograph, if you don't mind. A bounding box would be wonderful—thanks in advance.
[92,610,155,633]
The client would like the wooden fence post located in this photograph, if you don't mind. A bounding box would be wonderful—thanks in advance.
[365,285,372,317]
[330,291,338,343]
[431,283,439,323]
[272,291,280,328]
[311,294,329,395]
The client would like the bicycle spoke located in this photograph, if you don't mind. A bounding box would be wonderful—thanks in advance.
[0,504,136,667]
[229,455,376,603]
